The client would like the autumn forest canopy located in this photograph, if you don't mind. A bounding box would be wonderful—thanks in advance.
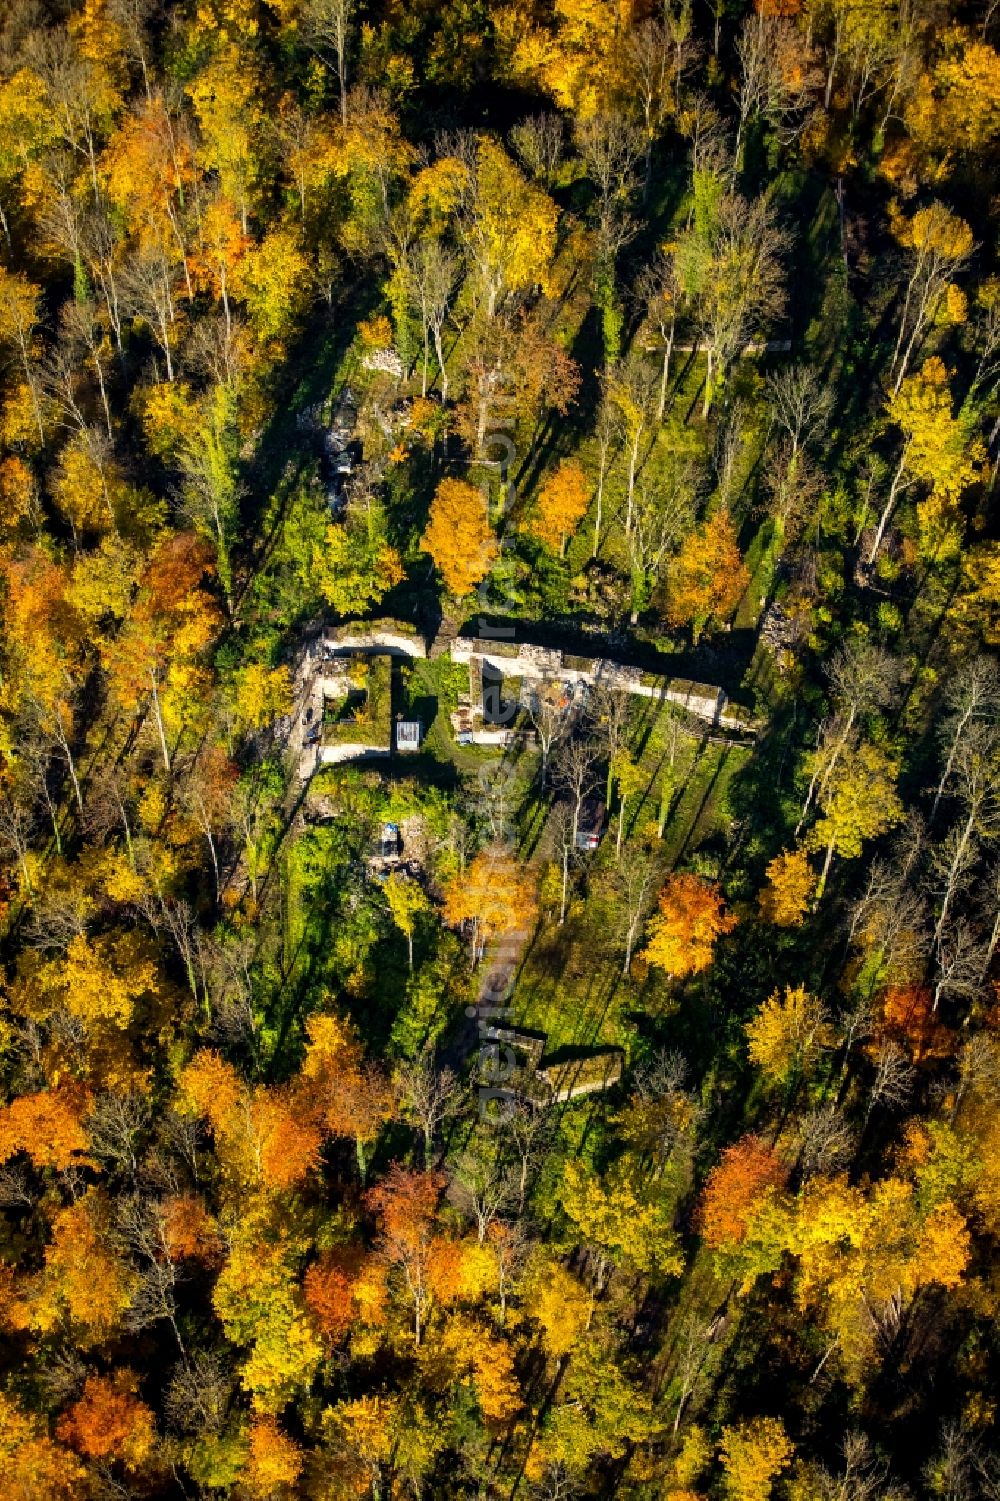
[3,0,1000,1497]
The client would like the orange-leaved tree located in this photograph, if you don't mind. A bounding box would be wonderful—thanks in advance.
[0,1390,86,1499]
[302,1244,371,1351]
[179,1050,323,1195]
[246,1417,304,1496]
[56,1372,156,1470]
[696,1135,788,1250]
[0,1085,92,1172]
[160,1193,223,1264]
[299,1012,396,1183]
[365,1165,460,1345]
[640,872,736,978]
[11,1191,138,1345]
[101,532,222,773]
[874,985,954,1064]
[660,508,748,642]
[420,477,498,597]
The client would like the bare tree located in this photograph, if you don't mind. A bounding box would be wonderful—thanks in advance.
[85,1092,152,1181]
[301,0,354,124]
[548,802,578,926]
[43,182,126,355]
[525,680,570,787]
[26,875,91,951]
[42,330,95,440]
[120,245,181,381]
[808,1430,909,1501]
[18,720,66,856]
[922,1422,979,1501]
[574,112,644,274]
[449,1145,516,1244]
[930,723,1000,949]
[587,684,633,804]
[410,238,459,403]
[108,0,159,99]
[621,21,673,192]
[664,0,701,110]
[490,1217,529,1325]
[793,1104,856,1177]
[82,759,136,860]
[531,1462,582,1501]
[767,363,834,464]
[23,689,85,819]
[164,1351,234,1436]
[591,384,617,556]
[656,707,692,837]
[510,113,566,187]
[625,461,700,622]
[678,189,789,417]
[117,1194,187,1355]
[670,1309,728,1435]
[395,1048,465,1169]
[176,750,237,906]
[932,917,989,1014]
[0,1163,34,1210]
[637,251,682,418]
[796,640,900,835]
[931,657,1000,824]
[735,13,819,162]
[764,441,826,544]
[137,887,205,1003]
[846,867,931,990]
[553,735,599,850]
[625,1049,702,1169]
[865,1040,915,1122]
[611,850,660,976]
[928,825,982,962]
[498,1098,551,1211]
[680,92,730,178]
[607,356,659,535]
[976,858,1000,977]
[951,1033,1000,1122]
[471,760,520,845]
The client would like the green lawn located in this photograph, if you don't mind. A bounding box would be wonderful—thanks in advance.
[513,703,752,1059]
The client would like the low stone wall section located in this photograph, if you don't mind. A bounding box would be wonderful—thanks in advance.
[451,636,749,730]
[317,743,392,765]
[321,622,426,658]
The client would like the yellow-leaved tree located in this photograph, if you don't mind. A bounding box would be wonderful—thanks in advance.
[745,986,834,1086]
[462,137,559,316]
[808,741,904,899]
[212,1205,323,1413]
[559,1158,685,1277]
[442,846,537,965]
[867,356,985,564]
[420,478,499,597]
[757,847,815,926]
[529,459,590,555]
[719,1416,794,1501]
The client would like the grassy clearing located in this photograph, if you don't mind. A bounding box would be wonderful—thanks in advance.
[513,698,751,1059]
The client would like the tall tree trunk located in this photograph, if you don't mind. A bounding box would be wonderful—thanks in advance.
[150,673,171,774]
